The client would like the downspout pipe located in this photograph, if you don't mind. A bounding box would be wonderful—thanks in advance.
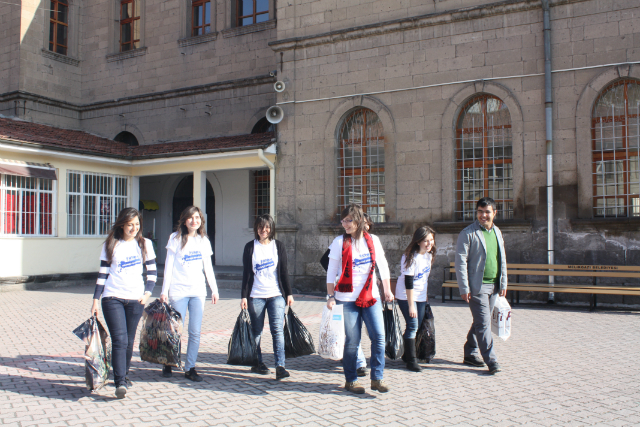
[258,148,276,220]
[542,0,555,302]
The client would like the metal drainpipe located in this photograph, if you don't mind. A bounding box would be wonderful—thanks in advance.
[258,148,276,220]
[542,0,555,302]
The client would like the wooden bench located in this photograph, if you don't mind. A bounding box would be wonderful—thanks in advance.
[442,262,640,309]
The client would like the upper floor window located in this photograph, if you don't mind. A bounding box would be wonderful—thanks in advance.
[237,0,268,26]
[1,175,55,236]
[67,171,128,236]
[455,94,513,220]
[251,117,274,134]
[120,0,140,52]
[338,108,386,223]
[49,0,69,55]
[592,79,640,218]
[114,131,139,146]
[192,0,211,36]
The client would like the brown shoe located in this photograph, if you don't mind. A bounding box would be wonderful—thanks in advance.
[344,380,365,394]
[371,380,390,393]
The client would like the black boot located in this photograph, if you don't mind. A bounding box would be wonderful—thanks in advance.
[404,338,422,372]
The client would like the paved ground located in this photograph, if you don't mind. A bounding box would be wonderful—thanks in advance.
[1,286,639,427]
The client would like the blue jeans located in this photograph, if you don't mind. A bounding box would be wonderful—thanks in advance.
[101,297,144,387]
[397,299,428,339]
[248,296,286,368]
[170,296,205,371]
[337,299,385,382]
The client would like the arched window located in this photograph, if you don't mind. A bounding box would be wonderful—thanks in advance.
[251,117,274,134]
[592,79,640,217]
[337,108,385,223]
[456,94,513,220]
[114,131,139,146]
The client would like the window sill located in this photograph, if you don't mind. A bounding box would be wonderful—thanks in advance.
[570,218,640,232]
[433,220,532,234]
[178,32,218,47]
[222,19,276,38]
[318,222,401,235]
[41,49,80,67]
[106,47,148,63]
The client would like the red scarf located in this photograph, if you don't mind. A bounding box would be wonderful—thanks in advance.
[336,232,377,308]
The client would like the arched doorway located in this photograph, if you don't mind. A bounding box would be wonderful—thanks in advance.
[172,175,216,264]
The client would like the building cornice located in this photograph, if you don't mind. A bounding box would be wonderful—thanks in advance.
[0,73,276,115]
[268,0,587,52]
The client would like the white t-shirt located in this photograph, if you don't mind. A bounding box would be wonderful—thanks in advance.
[395,252,432,302]
[165,232,213,298]
[328,234,390,302]
[251,240,281,298]
[101,238,156,300]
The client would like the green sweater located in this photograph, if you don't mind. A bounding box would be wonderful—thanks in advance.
[482,227,500,283]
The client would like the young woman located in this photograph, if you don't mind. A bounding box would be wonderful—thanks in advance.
[90,207,157,399]
[160,206,219,382]
[320,214,373,378]
[326,204,394,394]
[241,214,293,380]
[395,226,436,372]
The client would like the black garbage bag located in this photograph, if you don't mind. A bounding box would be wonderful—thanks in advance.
[383,300,404,360]
[416,303,436,362]
[139,300,183,367]
[227,309,260,366]
[284,307,315,359]
[72,316,112,391]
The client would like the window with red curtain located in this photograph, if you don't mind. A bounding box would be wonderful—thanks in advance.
[1,175,55,236]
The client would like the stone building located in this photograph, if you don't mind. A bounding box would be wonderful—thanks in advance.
[1,0,640,305]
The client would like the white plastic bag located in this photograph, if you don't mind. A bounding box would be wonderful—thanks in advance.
[491,296,511,341]
[318,305,345,360]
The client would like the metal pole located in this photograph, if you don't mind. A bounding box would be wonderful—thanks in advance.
[542,0,555,302]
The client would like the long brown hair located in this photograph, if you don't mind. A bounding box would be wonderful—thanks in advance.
[104,207,146,264]
[403,225,436,270]
[175,205,207,249]
[341,203,367,240]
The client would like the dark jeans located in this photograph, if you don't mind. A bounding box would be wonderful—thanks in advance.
[397,299,427,339]
[101,297,144,386]
[248,296,286,368]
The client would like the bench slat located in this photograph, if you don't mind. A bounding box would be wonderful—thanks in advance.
[447,262,640,273]
[441,281,640,295]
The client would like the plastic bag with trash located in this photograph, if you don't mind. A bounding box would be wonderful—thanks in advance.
[227,309,260,366]
[72,316,112,391]
[383,300,404,360]
[284,307,316,359]
[416,303,436,362]
[318,305,345,360]
[139,299,183,367]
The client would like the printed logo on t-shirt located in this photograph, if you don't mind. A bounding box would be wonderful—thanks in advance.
[353,254,372,267]
[415,265,431,280]
[118,256,141,273]
[180,251,203,266]
[255,259,275,276]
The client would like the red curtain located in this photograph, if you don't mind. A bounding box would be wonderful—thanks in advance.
[4,192,17,234]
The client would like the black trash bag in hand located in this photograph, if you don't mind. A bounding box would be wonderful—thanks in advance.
[227,309,260,366]
[383,300,404,360]
[416,303,436,362]
[72,316,112,391]
[139,299,183,367]
[284,307,316,359]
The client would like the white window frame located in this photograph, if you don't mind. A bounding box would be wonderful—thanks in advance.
[67,170,129,237]
[0,174,57,236]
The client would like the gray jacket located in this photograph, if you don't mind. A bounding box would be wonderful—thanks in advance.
[455,220,508,296]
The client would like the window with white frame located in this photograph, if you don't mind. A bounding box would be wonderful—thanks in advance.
[1,175,56,236]
[67,171,128,236]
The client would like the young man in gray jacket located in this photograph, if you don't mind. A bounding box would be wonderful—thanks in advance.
[455,197,508,374]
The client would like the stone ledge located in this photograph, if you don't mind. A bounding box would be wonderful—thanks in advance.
[222,20,276,38]
[276,224,300,232]
[178,32,218,47]
[570,218,640,232]
[41,49,80,67]
[106,47,148,63]
[317,222,402,234]
[434,220,532,234]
